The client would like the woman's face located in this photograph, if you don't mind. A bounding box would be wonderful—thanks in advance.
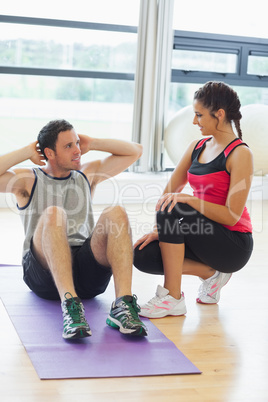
[193,100,218,136]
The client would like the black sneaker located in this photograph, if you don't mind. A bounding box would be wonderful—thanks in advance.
[106,295,148,336]
[61,292,92,339]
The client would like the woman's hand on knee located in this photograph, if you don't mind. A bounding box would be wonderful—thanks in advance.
[134,230,158,251]
[156,192,192,212]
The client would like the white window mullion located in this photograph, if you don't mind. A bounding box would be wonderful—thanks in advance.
[132,0,174,172]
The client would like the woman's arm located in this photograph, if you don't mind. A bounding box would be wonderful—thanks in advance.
[134,139,198,250]
[162,139,199,194]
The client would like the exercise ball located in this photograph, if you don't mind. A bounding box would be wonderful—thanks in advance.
[164,105,200,165]
[240,104,268,176]
[165,104,268,175]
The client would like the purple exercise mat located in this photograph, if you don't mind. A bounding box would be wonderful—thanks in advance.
[0,266,201,379]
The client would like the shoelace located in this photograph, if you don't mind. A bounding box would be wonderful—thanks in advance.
[64,293,84,324]
[121,296,141,324]
[131,295,141,314]
[145,294,162,307]
[198,278,213,297]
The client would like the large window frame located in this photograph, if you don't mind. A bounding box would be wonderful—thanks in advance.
[171,30,268,88]
[1,13,268,174]
[0,14,137,81]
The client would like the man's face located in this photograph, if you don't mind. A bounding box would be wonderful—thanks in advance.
[50,129,82,174]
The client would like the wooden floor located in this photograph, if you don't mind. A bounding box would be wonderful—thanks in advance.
[0,200,267,402]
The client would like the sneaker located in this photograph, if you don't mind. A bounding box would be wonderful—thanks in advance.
[61,292,92,339]
[106,295,148,336]
[196,271,232,304]
[139,285,187,318]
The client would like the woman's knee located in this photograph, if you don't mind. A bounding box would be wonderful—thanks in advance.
[133,241,164,274]
[156,203,199,242]
[133,246,145,271]
[156,207,182,242]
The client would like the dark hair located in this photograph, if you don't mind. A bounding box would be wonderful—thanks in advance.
[194,81,243,139]
[37,119,73,160]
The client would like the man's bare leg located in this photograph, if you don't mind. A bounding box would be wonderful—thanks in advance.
[90,205,133,298]
[90,205,148,336]
[32,206,91,339]
[32,206,77,301]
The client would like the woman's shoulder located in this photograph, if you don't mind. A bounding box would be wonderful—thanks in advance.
[227,140,253,158]
[187,137,212,160]
[188,137,209,151]
[226,141,253,173]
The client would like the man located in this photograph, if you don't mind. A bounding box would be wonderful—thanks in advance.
[0,119,148,339]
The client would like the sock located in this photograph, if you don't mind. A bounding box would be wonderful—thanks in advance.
[207,270,219,281]
[115,295,133,305]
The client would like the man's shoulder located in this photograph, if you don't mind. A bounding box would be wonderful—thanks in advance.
[13,167,36,186]
[13,166,36,176]
[80,160,101,181]
[9,168,36,205]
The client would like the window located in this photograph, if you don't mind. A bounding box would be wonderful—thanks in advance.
[1,1,268,173]
[172,49,237,74]
[171,31,268,88]
[0,2,140,164]
[248,52,268,76]
[164,0,268,170]
[0,23,137,73]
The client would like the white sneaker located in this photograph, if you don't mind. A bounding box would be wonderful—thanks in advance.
[196,271,232,304]
[139,285,187,318]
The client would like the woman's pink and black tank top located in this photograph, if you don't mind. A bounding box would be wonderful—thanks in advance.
[187,137,252,233]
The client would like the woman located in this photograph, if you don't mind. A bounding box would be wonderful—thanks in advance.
[134,81,254,318]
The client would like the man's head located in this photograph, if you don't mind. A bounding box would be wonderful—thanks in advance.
[37,119,74,160]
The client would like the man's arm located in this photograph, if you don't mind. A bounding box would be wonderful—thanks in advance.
[79,135,143,189]
[0,141,45,196]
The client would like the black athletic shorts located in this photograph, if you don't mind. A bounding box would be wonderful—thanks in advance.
[22,237,112,300]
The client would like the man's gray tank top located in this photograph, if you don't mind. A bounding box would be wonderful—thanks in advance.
[18,168,95,257]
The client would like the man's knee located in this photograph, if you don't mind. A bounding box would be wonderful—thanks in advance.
[103,205,128,223]
[41,206,67,228]
[97,205,130,238]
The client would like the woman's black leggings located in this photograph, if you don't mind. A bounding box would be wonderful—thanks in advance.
[134,203,253,275]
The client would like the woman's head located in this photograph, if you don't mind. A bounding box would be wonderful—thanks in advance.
[193,81,243,139]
